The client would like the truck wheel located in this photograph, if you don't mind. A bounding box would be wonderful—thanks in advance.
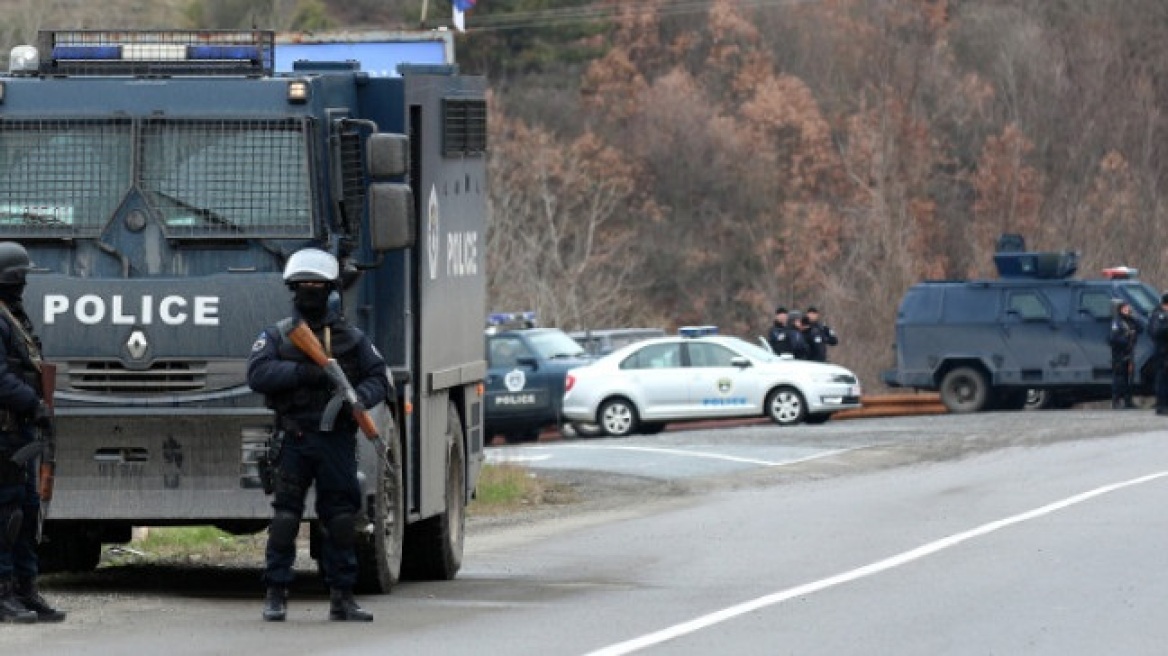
[355,405,405,594]
[766,386,807,426]
[598,398,638,437]
[402,401,465,580]
[940,367,989,413]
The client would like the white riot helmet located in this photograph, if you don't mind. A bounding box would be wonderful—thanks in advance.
[283,248,339,285]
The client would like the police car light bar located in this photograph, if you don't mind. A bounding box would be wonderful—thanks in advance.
[27,30,274,76]
[679,325,719,338]
[1101,266,1139,280]
[486,311,538,332]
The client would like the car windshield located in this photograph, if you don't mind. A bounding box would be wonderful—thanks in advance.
[717,337,780,362]
[528,330,587,359]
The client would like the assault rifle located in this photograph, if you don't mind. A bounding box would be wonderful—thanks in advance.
[9,362,57,542]
[285,321,380,440]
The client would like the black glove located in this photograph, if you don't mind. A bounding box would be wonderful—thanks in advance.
[297,364,331,389]
[32,400,53,430]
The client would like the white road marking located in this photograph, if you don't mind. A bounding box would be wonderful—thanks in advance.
[559,444,855,467]
[484,453,553,464]
[583,470,1168,656]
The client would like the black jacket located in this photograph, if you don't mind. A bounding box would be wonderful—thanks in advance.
[247,309,389,431]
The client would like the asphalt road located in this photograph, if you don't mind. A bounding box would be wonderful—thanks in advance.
[11,409,1168,655]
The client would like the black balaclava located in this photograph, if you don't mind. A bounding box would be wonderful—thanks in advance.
[293,283,331,322]
[0,281,25,306]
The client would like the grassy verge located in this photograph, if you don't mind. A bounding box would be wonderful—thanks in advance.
[468,462,577,516]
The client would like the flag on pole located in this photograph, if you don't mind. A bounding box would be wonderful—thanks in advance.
[453,0,477,32]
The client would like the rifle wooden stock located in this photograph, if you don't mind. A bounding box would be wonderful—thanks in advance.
[286,322,380,440]
[38,362,57,503]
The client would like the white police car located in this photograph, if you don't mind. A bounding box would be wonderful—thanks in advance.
[562,327,862,436]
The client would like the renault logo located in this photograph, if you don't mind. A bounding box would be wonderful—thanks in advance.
[126,330,149,360]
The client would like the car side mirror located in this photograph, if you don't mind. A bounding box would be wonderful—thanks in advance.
[517,355,538,369]
[731,356,751,368]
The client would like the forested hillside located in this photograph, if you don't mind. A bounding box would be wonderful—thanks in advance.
[1,0,1166,391]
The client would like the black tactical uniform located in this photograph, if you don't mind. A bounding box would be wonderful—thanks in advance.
[247,248,388,622]
[766,307,809,359]
[803,307,839,363]
[0,242,64,623]
[1149,294,1168,415]
[1108,302,1142,409]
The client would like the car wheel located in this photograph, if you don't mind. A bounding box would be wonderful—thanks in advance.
[598,398,638,437]
[765,386,807,426]
[803,413,831,425]
[940,367,989,413]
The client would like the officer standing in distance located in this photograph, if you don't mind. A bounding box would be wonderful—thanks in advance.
[766,306,808,359]
[1148,293,1168,415]
[0,242,64,623]
[803,306,839,363]
[247,248,389,622]
[1108,300,1142,409]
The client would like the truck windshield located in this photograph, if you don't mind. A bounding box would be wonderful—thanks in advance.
[0,118,313,238]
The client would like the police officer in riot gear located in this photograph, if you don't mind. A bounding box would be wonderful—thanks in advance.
[1109,300,1143,409]
[803,306,839,363]
[247,248,389,622]
[0,242,63,623]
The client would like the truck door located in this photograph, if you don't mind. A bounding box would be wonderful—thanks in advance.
[1000,289,1070,384]
[1069,287,1116,383]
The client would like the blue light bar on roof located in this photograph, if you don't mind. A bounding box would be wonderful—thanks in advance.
[679,325,719,337]
[486,311,538,327]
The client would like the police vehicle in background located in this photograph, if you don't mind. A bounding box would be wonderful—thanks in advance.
[570,327,666,357]
[562,326,862,436]
[485,313,593,443]
[882,234,1161,412]
[0,30,487,592]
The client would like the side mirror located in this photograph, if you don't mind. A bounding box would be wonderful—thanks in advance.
[731,356,751,368]
[517,355,538,369]
[368,183,415,251]
[367,133,409,178]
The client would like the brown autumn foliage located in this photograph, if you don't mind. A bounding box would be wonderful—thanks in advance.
[491,0,1168,392]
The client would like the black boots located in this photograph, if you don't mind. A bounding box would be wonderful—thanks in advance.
[14,578,65,622]
[0,579,36,624]
[329,588,373,622]
[263,586,372,622]
[262,586,287,622]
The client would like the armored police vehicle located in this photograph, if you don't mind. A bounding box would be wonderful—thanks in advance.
[0,30,487,592]
[882,236,1160,413]
[484,312,593,443]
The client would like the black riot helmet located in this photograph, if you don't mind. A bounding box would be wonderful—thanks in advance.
[0,241,30,285]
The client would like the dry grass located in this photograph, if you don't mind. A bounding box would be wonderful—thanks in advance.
[468,462,578,516]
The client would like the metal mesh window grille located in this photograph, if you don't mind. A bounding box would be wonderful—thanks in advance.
[442,99,487,157]
[140,119,314,238]
[339,131,365,230]
[0,118,315,239]
[0,119,132,235]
